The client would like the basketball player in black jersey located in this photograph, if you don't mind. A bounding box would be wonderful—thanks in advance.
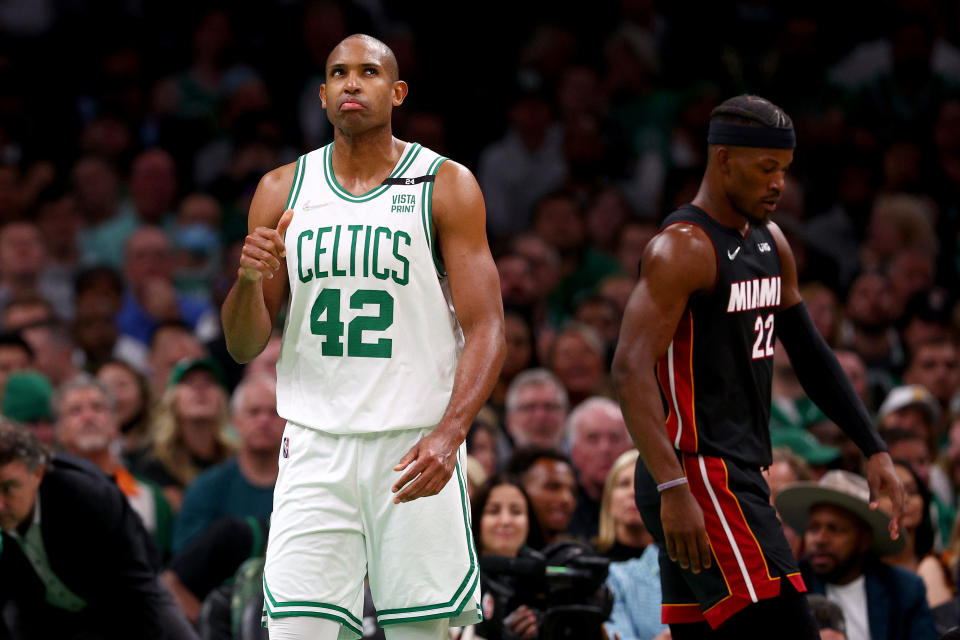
[612,95,905,639]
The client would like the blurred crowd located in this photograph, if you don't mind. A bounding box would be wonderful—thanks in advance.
[1,0,960,639]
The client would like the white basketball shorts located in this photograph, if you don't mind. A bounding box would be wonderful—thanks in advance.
[263,422,482,639]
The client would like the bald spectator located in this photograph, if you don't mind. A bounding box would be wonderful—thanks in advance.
[565,397,633,539]
[504,368,569,451]
[171,375,283,553]
[80,149,179,269]
[118,227,218,349]
[54,374,172,553]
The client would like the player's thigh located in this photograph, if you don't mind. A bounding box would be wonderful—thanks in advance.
[264,423,367,636]
[268,616,342,640]
[360,431,480,626]
[382,618,450,640]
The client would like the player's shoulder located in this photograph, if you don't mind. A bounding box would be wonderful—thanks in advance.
[250,161,299,228]
[432,158,483,212]
[641,219,716,290]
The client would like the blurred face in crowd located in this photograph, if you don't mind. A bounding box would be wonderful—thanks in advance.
[149,327,204,397]
[57,386,119,455]
[889,250,934,310]
[73,293,119,364]
[716,145,793,224]
[480,483,529,557]
[0,459,43,531]
[468,427,497,478]
[178,193,221,229]
[513,235,560,298]
[3,301,54,332]
[804,504,871,584]
[321,36,405,136]
[97,363,145,427]
[886,436,932,487]
[0,344,30,400]
[506,382,567,449]
[880,406,933,443]
[550,331,604,398]
[233,379,284,456]
[845,273,894,331]
[502,314,533,381]
[523,457,577,536]
[616,221,657,279]
[129,149,177,223]
[244,334,282,381]
[609,464,643,530]
[71,156,119,218]
[125,227,174,285]
[764,460,800,501]
[803,286,838,344]
[175,369,223,421]
[878,465,924,532]
[497,254,537,309]
[0,222,46,280]
[570,404,632,497]
[904,342,960,404]
[574,298,620,346]
[534,197,583,252]
[834,351,869,406]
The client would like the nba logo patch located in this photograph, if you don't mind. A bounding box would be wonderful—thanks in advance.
[281,437,290,458]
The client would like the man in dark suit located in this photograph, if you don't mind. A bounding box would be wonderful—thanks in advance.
[0,420,197,640]
[776,470,937,640]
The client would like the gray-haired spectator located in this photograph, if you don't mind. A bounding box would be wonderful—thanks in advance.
[0,420,198,639]
[549,323,610,407]
[504,368,569,452]
[565,397,633,540]
[54,374,172,554]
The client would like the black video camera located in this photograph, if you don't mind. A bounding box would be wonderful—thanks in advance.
[478,542,613,640]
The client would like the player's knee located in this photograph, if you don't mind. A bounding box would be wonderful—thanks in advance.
[267,615,342,640]
[382,618,450,640]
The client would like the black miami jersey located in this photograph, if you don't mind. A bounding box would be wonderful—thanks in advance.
[656,204,782,468]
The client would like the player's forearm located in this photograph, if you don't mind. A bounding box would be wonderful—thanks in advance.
[435,317,505,443]
[221,277,273,363]
[612,353,685,484]
[778,302,886,456]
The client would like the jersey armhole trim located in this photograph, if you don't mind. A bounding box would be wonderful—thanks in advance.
[286,155,306,210]
[420,156,449,277]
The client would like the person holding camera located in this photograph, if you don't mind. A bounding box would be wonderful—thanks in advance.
[472,474,540,640]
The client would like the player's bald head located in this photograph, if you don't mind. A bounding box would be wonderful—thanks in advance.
[326,34,399,82]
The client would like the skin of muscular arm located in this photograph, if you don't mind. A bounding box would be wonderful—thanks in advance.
[768,221,904,538]
[221,163,296,363]
[611,223,716,573]
[391,161,506,503]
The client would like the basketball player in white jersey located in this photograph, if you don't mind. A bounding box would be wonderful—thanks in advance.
[221,34,505,640]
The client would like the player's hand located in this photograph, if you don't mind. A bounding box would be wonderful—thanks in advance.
[391,430,458,503]
[504,605,538,639]
[660,484,712,574]
[866,451,904,541]
[238,208,294,282]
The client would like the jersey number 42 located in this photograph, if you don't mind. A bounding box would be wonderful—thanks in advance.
[311,287,394,358]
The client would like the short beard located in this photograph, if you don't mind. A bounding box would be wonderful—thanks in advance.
[71,432,112,454]
[817,548,865,584]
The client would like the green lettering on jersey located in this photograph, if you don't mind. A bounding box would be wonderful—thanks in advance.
[310,287,344,356]
[297,230,314,283]
[363,226,372,278]
[331,225,347,276]
[347,224,364,277]
[372,226,392,280]
[314,226,332,278]
[392,231,411,286]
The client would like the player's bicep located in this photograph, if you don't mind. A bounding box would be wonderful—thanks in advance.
[617,228,714,366]
[432,162,503,333]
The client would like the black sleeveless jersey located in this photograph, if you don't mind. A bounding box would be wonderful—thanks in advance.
[655,205,782,467]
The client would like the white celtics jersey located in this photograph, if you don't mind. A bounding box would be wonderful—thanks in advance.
[276,141,463,434]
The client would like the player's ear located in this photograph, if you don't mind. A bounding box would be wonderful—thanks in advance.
[392,81,408,107]
[319,84,328,109]
[715,146,731,174]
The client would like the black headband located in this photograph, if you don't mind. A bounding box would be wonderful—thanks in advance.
[707,122,796,149]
